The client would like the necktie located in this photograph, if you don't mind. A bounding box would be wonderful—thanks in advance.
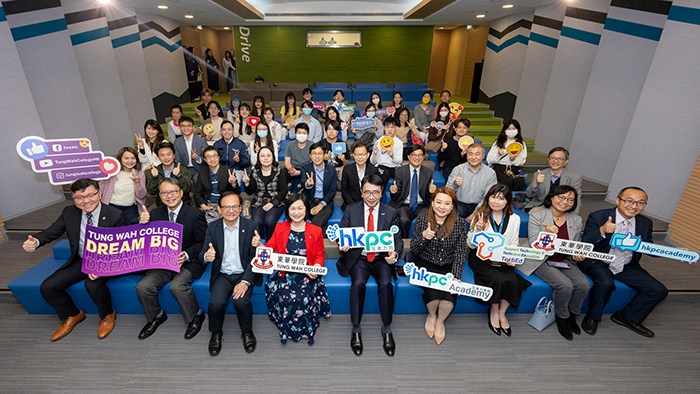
[367,208,375,262]
[609,220,630,275]
[410,169,418,211]
[87,212,93,226]
[169,212,175,222]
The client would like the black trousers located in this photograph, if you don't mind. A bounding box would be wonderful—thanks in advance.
[396,203,428,238]
[40,257,114,320]
[208,272,254,333]
[349,256,394,327]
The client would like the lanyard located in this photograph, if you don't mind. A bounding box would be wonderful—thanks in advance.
[490,213,504,234]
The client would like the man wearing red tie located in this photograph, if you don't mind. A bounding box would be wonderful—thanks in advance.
[337,175,403,357]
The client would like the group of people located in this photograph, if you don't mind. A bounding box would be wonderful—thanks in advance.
[20,88,693,358]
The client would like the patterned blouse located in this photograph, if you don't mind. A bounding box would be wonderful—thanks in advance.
[410,213,469,278]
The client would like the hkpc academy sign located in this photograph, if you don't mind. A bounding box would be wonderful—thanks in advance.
[402,263,493,301]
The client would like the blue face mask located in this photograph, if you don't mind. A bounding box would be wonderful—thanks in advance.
[366,111,376,118]
[302,108,312,116]
[257,130,268,138]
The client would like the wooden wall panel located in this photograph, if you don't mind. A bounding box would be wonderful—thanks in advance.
[668,153,700,251]
[428,29,450,93]
[461,25,488,99]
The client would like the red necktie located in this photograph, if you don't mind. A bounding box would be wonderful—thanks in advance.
[367,208,375,262]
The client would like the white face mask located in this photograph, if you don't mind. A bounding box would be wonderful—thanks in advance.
[372,98,380,105]
[439,111,449,118]
[296,134,308,143]
[505,129,518,138]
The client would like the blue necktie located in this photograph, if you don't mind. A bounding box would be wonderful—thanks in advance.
[410,169,418,211]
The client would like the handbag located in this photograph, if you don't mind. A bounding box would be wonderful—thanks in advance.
[528,297,555,331]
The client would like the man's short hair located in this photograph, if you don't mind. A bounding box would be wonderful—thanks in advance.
[295,122,310,133]
[158,177,181,190]
[467,142,485,154]
[548,147,570,160]
[203,146,219,157]
[407,144,425,156]
[361,174,384,191]
[218,191,242,207]
[617,187,647,200]
[383,116,398,127]
[154,141,175,155]
[71,178,99,193]
[179,116,194,126]
[352,141,368,153]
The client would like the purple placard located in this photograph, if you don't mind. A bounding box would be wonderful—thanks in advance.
[47,139,92,155]
[351,118,375,129]
[49,166,109,184]
[33,152,103,171]
[82,222,183,276]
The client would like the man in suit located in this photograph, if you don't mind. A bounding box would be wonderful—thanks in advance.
[338,174,404,357]
[525,147,582,214]
[578,187,668,337]
[340,142,383,210]
[200,192,261,356]
[135,178,207,340]
[389,144,436,238]
[146,141,192,206]
[194,146,241,222]
[301,141,337,234]
[23,178,127,341]
[174,116,208,183]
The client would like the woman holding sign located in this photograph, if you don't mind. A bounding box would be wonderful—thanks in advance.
[248,121,279,166]
[521,185,589,340]
[252,193,331,345]
[487,120,528,191]
[410,187,469,345]
[370,116,403,183]
[200,100,224,144]
[467,184,531,336]
[243,146,286,240]
[425,103,452,154]
[229,103,255,147]
[100,147,147,225]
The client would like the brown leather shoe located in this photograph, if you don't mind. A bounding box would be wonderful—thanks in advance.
[97,310,117,339]
[51,310,86,342]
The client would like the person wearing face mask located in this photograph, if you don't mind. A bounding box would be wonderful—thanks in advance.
[425,103,453,154]
[263,107,284,144]
[340,142,384,209]
[369,92,385,121]
[467,184,531,337]
[242,146,287,240]
[438,118,474,179]
[302,88,322,120]
[350,103,383,147]
[228,95,242,117]
[291,100,323,143]
[135,120,167,168]
[434,90,451,118]
[214,120,250,172]
[284,123,312,191]
[414,91,435,132]
[487,119,528,191]
[525,147,582,214]
[249,121,280,166]
[370,116,403,184]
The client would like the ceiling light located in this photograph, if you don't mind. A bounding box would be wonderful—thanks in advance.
[467,25,472,30]
[197,25,202,30]
[503,4,513,8]
[185,13,194,19]
[224,27,230,30]
[99,0,111,4]
[437,26,444,29]
[476,14,486,18]
[158,5,168,9]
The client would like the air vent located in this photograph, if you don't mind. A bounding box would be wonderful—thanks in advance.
[265,13,404,17]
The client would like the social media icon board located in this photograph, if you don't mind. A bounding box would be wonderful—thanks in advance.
[610,232,699,263]
[402,262,493,301]
[326,224,399,253]
[471,232,546,265]
[332,143,346,154]
[16,136,120,185]
[251,246,328,275]
[531,232,616,262]
[351,118,374,129]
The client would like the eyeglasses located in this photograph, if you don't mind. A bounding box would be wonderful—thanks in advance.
[548,157,567,162]
[409,153,424,159]
[354,152,368,157]
[159,190,180,197]
[556,195,575,203]
[221,204,241,211]
[362,190,381,197]
[73,192,99,202]
[620,198,647,207]
[204,155,219,159]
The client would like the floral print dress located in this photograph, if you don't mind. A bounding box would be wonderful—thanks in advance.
[264,230,332,342]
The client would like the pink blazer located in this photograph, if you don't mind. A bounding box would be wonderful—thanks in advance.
[100,170,147,212]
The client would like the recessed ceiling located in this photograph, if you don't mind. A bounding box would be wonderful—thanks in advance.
[116,0,559,25]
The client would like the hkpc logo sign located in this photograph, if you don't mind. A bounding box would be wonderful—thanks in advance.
[402,263,493,301]
[326,224,399,253]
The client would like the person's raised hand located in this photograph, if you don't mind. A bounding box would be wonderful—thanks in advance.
[140,205,150,224]
[498,147,506,155]
[475,212,486,232]
[194,107,202,116]
[601,216,616,236]
[191,148,200,162]
[390,180,398,194]
[441,139,448,152]
[134,133,144,150]
[149,164,158,178]
[241,169,250,185]
[233,149,240,162]
[254,142,260,154]
[23,235,38,252]
[130,171,140,183]
[252,230,262,247]
[429,180,436,194]
[423,222,436,240]
[543,223,558,234]
[454,171,463,187]
[205,243,216,262]
[388,148,394,159]
[173,163,182,177]
[306,172,314,187]
[536,169,545,185]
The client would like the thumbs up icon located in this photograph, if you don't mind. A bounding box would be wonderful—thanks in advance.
[610,232,642,252]
[27,142,46,156]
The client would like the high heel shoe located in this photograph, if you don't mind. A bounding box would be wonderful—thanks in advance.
[425,314,435,339]
[487,307,501,336]
[502,326,512,337]
[434,320,446,345]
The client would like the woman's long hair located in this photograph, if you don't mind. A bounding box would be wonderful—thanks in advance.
[425,187,459,239]
[470,184,513,229]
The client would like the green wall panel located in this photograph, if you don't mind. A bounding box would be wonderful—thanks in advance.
[234,26,433,83]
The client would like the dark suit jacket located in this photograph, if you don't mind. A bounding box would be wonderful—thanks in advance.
[389,164,433,209]
[300,162,337,207]
[337,202,404,277]
[582,207,652,268]
[193,165,241,207]
[33,203,127,269]
[174,134,209,173]
[340,162,382,210]
[150,204,207,278]
[200,216,262,287]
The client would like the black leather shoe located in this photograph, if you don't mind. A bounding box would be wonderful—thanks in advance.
[242,330,257,353]
[382,333,395,357]
[568,315,581,335]
[487,307,501,336]
[502,326,512,337]
[209,331,223,356]
[611,311,654,338]
[581,315,598,335]
[350,332,363,356]
[184,312,205,340]
[138,312,168,339]
[556,317,573,341]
